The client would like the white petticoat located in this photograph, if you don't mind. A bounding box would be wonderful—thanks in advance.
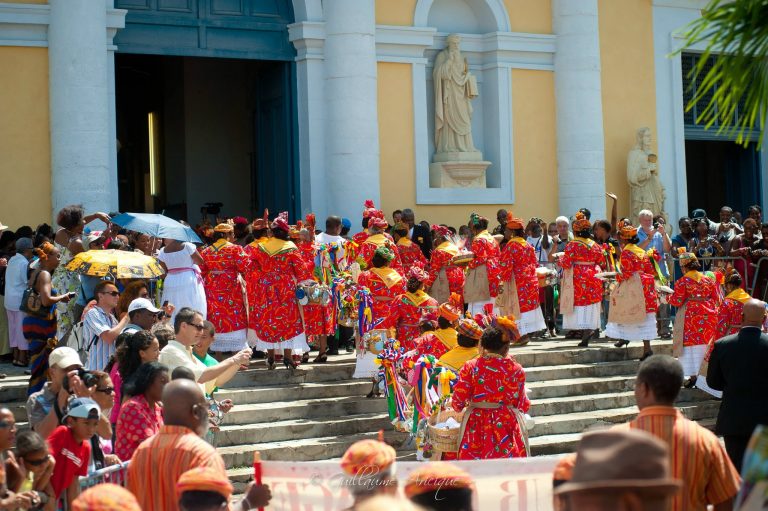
[679,344,708,376]
[518,308,547,336]
[210,329,249,352]
[605,313,657,342]
[562,303,601,330]
[252,332,310,353]
[353,351,379,379]
[467,299,497,317]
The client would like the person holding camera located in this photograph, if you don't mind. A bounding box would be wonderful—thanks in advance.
[688,217,725,272]
[637,210,673,339]
[82,281,129,371]
[22,243,75,396]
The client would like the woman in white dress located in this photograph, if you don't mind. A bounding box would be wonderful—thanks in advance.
[157,239,207,322]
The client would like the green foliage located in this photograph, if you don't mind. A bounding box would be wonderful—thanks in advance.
[675,0,768,146]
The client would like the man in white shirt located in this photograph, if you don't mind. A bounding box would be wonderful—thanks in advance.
[82,280,129,371]
[526,218,556,337]
[159,307,251,395]
[4,237,34,367]
[315,216,347,262]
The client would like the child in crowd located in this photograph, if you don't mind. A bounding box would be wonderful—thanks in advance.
[14,430,56,511]
[47,398,100,506]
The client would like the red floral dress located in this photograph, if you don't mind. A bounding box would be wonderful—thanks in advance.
[357,268,406,329]
[715,288,751,339]
[248,238,312,343]
[199,240,251,335]
[114,395,164,461]
[558,238,605,306]
[616,245,658,313]
[467,231,501,298]
[426,242,465,300]
[296,241,337,336]
[452,354,530,459]
[390,290,439,350]
[356,233,403,273]
[667,272,720,347]
[499,238,540,313]
[404,329,457,368]
[396,238,428,269]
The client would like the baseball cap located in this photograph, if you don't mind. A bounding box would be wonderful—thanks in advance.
[691,209,707,219]
[48,347,82,369]
[15,237,33,251]
[128,297,161,314]
[341,218,352,229]
[63,398,101,421]
[84,231,105,247]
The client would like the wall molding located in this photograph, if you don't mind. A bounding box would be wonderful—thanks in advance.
[413,0,511,32]
[0,2,125,48]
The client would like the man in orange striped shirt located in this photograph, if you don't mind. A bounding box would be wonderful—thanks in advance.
[128,379,226,511]
[618,355,740,511]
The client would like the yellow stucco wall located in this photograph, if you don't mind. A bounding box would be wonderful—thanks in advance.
[505,0,551,33]
[11,0,47,3]
[598,0,658,220]
[377,62,558,229]
[0,47,51,230]
[376,0,416,26]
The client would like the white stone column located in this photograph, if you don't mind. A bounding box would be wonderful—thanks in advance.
[552,0,607,220]
[323,0,380,222]
[49,0,113,218]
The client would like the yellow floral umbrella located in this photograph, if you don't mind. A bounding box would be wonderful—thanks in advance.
[65,249,165,280]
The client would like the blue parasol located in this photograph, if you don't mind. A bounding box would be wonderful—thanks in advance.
[110,212,202,244]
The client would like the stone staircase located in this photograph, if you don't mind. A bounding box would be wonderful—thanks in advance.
[0,337,721,487]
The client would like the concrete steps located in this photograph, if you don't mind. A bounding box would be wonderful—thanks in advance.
[0,336,722,485]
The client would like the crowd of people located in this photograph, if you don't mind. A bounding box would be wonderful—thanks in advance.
[0,196,767,510]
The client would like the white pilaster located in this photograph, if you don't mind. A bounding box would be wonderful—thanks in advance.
[323,0,380,222]
[49,0,113,217]
[552,0,607,220]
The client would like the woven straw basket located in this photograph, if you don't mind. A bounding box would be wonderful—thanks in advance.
[426,409,464,453]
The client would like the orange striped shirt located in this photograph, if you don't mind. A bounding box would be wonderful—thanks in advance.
[127,425,227,511]
[618,406,740,511]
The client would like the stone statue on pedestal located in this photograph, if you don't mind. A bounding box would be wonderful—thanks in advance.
[627,127,666,222]
[429,34,490,188]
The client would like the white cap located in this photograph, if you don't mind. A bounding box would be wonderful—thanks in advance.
[128,297,161,314]
[48,347,82,369]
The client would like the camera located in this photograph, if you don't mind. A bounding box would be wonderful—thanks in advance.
[653,222,659,230]
[63,368,100,393]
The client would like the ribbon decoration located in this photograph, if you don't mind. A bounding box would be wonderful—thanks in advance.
[375,340,410,427]
[356,287,383,335]
[603,243,617,272]
[647,248,668,286]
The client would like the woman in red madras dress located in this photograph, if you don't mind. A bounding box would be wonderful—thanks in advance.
[425,225,465,304]
[355,214,403,274]
[465,213,501,316]
[390,266,438,350]
[199,223,252,356]
[498,213,546,341]
[452,316,530,460]
[716,269,751,339]
[249,212,313,371]
[357,247,406,330]
[555,213,605,347]
[667,250,721,387]
[606,221,659,360]
[393,223,428,269]
[296,216,336,363]
[406,295,462,366]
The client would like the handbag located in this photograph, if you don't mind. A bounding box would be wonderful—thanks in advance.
[19,272,49,318]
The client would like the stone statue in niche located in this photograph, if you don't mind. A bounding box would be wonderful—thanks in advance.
[429,34,490,189]
[627,127,667,222]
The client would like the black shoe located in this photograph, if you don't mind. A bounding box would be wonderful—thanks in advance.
[683,376,697,389]
[639,350,654,361]
[267,357,275,370]
[577,339,590,347]
[283,358,298,371]
[614,339,630,348]
[345,345,354,353]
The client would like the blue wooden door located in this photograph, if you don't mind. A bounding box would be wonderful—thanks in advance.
[254,62,299,221]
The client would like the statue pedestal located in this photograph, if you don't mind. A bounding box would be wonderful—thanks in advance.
[429,159,491,188]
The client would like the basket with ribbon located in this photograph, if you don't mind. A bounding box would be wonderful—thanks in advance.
[426,405,464,453]
[296,281,332,306]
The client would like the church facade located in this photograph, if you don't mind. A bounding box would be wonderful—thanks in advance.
[0,0,765,230]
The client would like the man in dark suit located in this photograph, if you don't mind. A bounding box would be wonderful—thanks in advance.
[401,208,432,260]
[707,298,768,471]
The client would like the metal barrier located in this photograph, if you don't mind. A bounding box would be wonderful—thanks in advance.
[683,255,752,290]
[751,256,768,301]
[79,461,130,492]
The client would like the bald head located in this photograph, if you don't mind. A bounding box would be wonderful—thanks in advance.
[162,379,208,436]
[743,299,767,327]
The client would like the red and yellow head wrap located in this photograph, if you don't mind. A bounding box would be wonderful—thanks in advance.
[572,212,592,233]
[457,318,483,340]
[420,309,439,328]
[438,293,463,322]
[404,462,474,499]
[369,216,389,230]
[505,212,525,231]
[407,266,429,282]
[362,199,377,219]
[617,220,638,240]
[271,211,290,233]
[214,221,234,234]
[340,439,396,476]
[72,483,142,511]
[176,467,234,500]
[431,224,451,239]
[677,246,698,265]
[33,241,56,261]
[252,209,270,230]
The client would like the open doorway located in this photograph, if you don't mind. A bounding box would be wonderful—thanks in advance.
[685,139,762,217]
[115,54,298,224]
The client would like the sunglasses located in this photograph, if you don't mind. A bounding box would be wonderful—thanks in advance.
[23,456,49,466]
[0,420,15,429]
[186,322,205,331]
[96,387,115,395]
[100,291,120,297]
